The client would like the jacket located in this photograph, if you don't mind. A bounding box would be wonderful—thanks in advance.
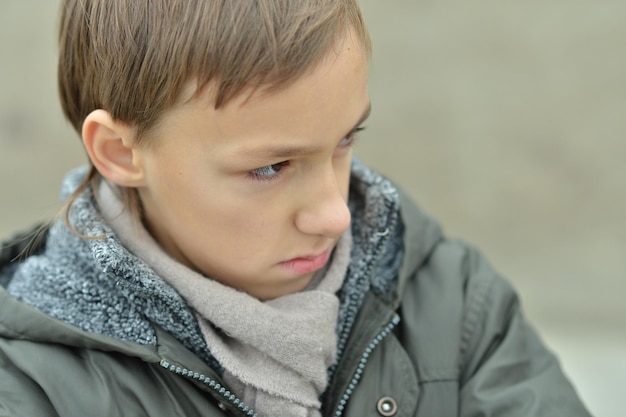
[0,163,591,417]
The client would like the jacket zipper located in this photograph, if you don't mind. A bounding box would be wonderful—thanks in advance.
[333,313,401,417]
[331,199,400,416]
[159,359,257,417]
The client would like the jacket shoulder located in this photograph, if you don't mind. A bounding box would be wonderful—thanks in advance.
[397,236,592,416]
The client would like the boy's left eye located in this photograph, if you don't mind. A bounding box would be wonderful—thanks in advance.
[338,126,365,149]
[247,161,289,182]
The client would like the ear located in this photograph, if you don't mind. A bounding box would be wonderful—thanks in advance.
[82,110,146,187]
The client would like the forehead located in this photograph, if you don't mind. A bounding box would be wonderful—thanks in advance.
[152,33,369,155]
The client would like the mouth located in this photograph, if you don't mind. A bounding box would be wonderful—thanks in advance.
[279,249,331,275]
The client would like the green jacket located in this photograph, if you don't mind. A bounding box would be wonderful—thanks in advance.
[0,187,591,416]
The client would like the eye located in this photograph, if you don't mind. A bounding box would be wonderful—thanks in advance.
[338,126,366,149]
[247,161,289,182]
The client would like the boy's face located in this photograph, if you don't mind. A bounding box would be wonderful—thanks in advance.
[134,33,369,300]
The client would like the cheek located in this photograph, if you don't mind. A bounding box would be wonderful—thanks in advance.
[180,199,294,270]
[180,181,291,242]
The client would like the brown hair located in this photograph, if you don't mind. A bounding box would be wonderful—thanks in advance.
[57,0,371,229]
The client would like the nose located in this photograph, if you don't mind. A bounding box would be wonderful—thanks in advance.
[294,167,351,239]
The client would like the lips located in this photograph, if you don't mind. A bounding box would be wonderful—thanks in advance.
[279,249,331,275]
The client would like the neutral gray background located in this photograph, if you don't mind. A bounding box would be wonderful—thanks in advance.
[1,1,624,415]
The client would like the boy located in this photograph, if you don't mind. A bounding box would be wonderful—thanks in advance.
[0,1,591,416]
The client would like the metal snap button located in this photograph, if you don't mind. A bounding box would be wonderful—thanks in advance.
[376,396,398,416]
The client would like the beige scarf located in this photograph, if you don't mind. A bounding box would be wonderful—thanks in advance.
[99,182,351,416]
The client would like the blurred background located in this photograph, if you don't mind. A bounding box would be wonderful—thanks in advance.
[1,1,624,415]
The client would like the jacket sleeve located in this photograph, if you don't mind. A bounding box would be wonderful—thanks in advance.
[457,244,593,416]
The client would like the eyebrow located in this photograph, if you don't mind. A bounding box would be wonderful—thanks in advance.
[236,102,371,160]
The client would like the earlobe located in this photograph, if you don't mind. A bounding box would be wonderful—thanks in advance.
[82,110,146,187]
